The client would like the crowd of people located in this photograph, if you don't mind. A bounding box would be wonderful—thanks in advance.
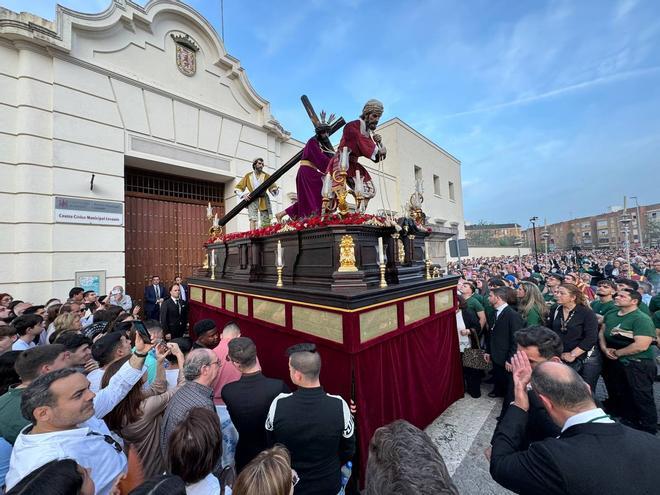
[0,275,462,495]
[453,248,660,492]
[0,247,659,494]
[0,279,345,494]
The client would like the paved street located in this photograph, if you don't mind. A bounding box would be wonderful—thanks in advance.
[426,375,660,494]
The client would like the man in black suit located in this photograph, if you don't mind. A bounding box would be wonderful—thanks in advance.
[174,276,189,328]
[488,326,562,459]
[485,287,524,399]
[221,337,290,472]
[510,326,562,444]
[490,356,660,495]
[144,275,166,320]
[159,283,186,339]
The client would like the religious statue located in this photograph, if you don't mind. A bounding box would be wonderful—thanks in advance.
[234,158,279,230]
[275,112,335,222]
[328,99,386,210]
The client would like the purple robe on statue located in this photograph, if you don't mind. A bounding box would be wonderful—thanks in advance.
[285,137,331,219]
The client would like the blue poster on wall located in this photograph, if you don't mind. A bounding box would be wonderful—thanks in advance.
[75,271,106,295]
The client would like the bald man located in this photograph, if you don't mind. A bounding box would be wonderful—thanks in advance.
[490,357,660,494]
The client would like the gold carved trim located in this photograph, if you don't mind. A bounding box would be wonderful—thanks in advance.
[190,286,203,303]
[434,289,454,313]
[237,295,249,315]
[206,290,221,308]
[292,306,343,343]
[403,296,430,325]
[188,284,457,314]
[360,304,398,343]
[225,292,234,312]
[253,298,286,327]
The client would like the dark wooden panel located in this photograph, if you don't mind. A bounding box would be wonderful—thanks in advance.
[124,169,224,314]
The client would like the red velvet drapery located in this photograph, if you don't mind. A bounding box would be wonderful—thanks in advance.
[188,302,463,483]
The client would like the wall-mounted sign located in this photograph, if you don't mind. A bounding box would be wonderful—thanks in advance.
[75,270,106,295]
[54,197,124,226]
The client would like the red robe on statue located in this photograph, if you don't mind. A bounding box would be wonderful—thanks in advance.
[328,119,377,188]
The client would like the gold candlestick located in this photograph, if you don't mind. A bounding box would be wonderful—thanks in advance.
[408,234,415,262]
[276,265,283,287]
[379,262,388,288]
[425,258,432,280]
[210,249,216,280]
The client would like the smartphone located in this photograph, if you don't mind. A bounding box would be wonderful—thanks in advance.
[133,320,151,344]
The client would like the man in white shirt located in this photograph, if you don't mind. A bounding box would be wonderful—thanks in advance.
[11,315,44,351]
[88,332,133,393]
[6,334,153,494]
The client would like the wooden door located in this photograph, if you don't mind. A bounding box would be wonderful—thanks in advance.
[124,168,224,312]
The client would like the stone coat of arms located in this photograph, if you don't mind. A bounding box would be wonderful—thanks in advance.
[171,33,199,77]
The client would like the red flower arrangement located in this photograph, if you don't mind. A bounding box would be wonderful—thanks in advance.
[204,213,387,246]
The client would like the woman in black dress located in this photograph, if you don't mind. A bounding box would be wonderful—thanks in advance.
[548,283,598,381]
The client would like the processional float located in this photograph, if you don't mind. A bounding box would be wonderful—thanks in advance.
[188,96,463,486]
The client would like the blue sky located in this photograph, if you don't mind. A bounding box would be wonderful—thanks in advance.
[6,0,660,229]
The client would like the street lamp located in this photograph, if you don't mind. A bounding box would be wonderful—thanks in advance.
[630,196,643,248]
[513,237,523,266]
[620,196,632,277]
[529,216,539,266]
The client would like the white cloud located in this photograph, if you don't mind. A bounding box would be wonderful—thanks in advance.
[438,65,660,119]
[614,0,639,20]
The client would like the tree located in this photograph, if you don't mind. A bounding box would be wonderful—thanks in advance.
[497,236,518,247]
[466,221,496,247]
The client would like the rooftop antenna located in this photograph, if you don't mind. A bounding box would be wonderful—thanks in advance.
[220,0,225,41]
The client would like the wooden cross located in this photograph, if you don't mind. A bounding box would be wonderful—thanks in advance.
[216,96,344,228]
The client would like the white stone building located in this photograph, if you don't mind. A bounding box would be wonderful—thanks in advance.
[0,0,303,302]
[0,0,464,302]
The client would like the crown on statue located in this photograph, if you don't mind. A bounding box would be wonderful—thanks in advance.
[319,110,335,125]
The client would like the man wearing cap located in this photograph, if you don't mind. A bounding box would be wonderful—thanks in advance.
[326,99,386,209]
[88,332,133,392]
[192,319,220,350]
[235,158,279,230]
